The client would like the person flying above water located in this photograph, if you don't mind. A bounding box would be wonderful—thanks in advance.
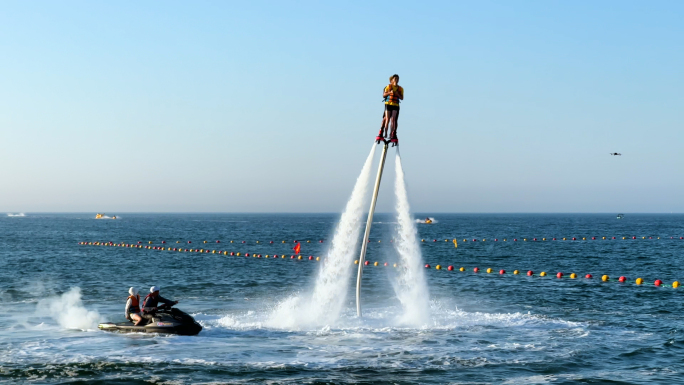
[141,286,178,322]
[378,74,403,144]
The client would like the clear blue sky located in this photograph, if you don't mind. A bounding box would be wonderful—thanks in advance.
[1,1,682,213]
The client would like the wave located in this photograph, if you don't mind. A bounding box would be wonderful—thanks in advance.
[7,213,26,217]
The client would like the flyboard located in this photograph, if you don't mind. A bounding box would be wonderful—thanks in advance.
[355,132,398,317]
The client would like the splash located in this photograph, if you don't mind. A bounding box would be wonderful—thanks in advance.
[415,217,437,224]
[391,151,430,326]
[36,287,101,330]
[269,145,377,328]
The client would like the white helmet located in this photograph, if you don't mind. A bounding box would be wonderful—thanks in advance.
[150,286,160,293]
[129,287,138,296]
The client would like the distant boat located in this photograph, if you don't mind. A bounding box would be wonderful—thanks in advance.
[617,214,624,219]
[95,213,117,219]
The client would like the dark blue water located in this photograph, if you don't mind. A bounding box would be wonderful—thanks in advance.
[2,213,684,384]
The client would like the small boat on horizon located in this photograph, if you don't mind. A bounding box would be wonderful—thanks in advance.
[617,214,624,219]
[95,213,117,219]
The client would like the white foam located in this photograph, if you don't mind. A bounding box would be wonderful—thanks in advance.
[35,287,101,331]
[391,152,430,326]
[268,145,377,328]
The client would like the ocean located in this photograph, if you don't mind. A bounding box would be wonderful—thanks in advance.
[1,213,683,384]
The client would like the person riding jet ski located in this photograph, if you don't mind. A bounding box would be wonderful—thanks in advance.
[125,287,143,325]
[99,286,202,335]
[141,286,178,322]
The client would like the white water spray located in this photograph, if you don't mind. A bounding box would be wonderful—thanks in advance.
[392,151,430,325]
[269,145,377,327]
[36,287,101,330]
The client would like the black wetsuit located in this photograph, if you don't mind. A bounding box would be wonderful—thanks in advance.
[141,294,175,320]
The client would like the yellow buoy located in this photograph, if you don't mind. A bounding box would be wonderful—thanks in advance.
[374,262,379,266]
[503,239,506,241]
[582,237,586,240]
[622,237,626,240]
[602,237,605,240]
[256,241,259,243]
[307,240,310,243]
[212,250,215,254]
[282,241,286,243]
[486,268,492,273]
[483,239,486,242]
[203,241,207,243]
[230,240,233,243]
[602,275,609,282]
[265,255,269,258]
[570,273,577,279]
[562,238,566,241]
[540,272,547,277]
[636,278,643,285]
[298,256,302,260]
[673,281,679,288]
[421,239,424,242]
[513,270,519,275]
[524,239,527,241]
[354,260,359,264]
[149,241,152,244]
[436,265,442,270]
[281,255,286,258]
[393,263,398,268]
[236,252,240,256]
[459,267,465,272]
[542,238,546,241]
[316,257,320,261]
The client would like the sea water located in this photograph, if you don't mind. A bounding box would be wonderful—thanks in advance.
[1,213,684,383]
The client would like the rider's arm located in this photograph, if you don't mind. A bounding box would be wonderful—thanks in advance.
[124,298,132,318]
[383,86,391,98]
[158,295,176,307]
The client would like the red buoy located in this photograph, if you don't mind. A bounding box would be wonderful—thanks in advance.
[619,276,626,282]
[188,241,191,243]
[553,238,557,240]
[448,266,454,271]
[245,253,250,257]
[557,272,563,278]
[257,254,262,258]
[514,239,517,241]
[612,237,616,239]
[364,261,370,265]
[270,241,274,244]
[433,239,437,242]
[308,256,313,260]
[572,237,576,240]
[216,240,220,243]
[242,241,245,243]
[585,274,593,279]
[500,269,506,275]
[533,238,537,241]
[473,267,479,272]
[384,262,388,266]
[527,270,533,276]
[425,264,431,268]
[291,255,295,259]
[162,241,166,244]
[473,239,477,242]
[633,236,636,239]
[655,279,663,286]
[494,239,498,241]
[230,252,235,256]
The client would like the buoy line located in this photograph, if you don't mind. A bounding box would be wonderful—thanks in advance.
[80,241,681,288]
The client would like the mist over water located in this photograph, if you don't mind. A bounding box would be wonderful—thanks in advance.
[268,145,377,328]
[391,151,430,325]
[36,287,101,330]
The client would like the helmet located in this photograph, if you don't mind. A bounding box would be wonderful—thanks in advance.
[150,286,160,293]
[128,287,138,296]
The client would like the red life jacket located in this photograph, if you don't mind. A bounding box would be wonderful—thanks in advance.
[127,294,140,313]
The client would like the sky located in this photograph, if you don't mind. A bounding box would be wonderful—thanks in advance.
[1,1,682,213]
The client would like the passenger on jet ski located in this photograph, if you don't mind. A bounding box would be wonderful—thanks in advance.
[125,287,143,326]
[141,286,178,322]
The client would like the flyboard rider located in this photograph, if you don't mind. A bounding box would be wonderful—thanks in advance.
[140,286,178,322]
[377,74,403,145]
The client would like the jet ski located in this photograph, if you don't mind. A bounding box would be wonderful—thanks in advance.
[98,306,202,335]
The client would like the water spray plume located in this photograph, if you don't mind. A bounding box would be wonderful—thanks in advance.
[269,144,377,327]
[392,151,430,325]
